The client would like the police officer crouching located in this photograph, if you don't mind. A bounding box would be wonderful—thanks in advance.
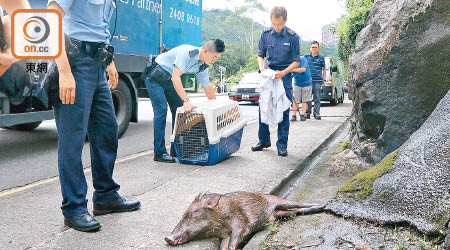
[145,39,225,163]
[251,6,300,157]
[48,0,140,232]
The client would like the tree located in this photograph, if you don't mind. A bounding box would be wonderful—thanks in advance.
[202,1,267,82]
[223,0,266,51]
[336,0,374,75]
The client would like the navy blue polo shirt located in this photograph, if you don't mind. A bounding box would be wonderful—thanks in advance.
[304,53,325,84]
[293,56,312,87]
[258,26,300,68]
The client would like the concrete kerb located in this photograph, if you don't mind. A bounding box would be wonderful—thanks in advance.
[242,116,351,250]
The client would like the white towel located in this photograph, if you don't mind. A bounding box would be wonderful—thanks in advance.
[259,70,292,128]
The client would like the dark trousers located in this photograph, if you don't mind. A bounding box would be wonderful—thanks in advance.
[53,52,120,218]
[144,73,183,156]
[258,70,293,149]
[306,82,321,115]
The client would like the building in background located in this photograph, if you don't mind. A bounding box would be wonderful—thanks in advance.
[321,23,338,46]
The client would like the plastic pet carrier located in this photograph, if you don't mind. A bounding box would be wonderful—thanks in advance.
[170,100,246,165]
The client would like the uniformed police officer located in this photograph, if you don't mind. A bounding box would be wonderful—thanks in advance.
[48,0,140,232]
[251,6,300,157]
[145,39,225,163]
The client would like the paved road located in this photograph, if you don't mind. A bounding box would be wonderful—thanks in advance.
[0,96,259,192]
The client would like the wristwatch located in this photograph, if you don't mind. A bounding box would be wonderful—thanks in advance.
[183,97,190,102]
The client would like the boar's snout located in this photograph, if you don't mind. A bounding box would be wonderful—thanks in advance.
[165,233,188,246]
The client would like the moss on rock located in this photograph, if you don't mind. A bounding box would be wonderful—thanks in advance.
[338,150,399,200]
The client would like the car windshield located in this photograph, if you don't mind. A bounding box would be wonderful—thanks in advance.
[239,73,260,84]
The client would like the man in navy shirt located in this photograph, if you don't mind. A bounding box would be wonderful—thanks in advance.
[291,56,312,122]
[251,6,300,157]
[304,41,326,120]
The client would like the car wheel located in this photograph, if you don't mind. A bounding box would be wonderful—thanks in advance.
[330,89,338,106]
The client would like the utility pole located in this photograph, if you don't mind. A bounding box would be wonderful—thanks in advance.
[219,66,226,93]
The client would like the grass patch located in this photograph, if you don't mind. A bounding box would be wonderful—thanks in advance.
[337,150,399,200]
[339,138,350,150]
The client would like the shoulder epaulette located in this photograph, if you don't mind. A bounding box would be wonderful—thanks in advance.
[189,49,199,57]
[286,27,296,36]
[263,27,272,33]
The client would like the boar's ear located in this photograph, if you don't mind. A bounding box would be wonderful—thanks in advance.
[206,193,221,209]
[194,193,204,202]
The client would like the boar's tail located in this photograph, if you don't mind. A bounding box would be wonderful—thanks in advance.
[270,196,316,210]
[296,205,325,215]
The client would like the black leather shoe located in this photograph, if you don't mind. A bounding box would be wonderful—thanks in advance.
[314,112,321,120]
[277,148,288,157]
[251,142,271,151]
[169,147,177,157]
[305,113,311,119]
[64,212,101,232]
[93,198,141,216]
[154,153,176,163]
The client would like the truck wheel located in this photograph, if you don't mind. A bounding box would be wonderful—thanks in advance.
[7,100,45,131]
[10,121,43,131]
[112,78,132,138]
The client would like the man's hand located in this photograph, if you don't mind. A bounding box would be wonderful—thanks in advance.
[0,16,18,76]
[106,61,118,89]
[59,72,76,104]
[275,70,285,80]
[183,101,196,114]
[0,49,17,76]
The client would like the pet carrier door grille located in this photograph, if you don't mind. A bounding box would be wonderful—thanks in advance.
[216,106,241,132]
[175,113,210,161]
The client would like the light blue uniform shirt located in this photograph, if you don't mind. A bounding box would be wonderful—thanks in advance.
[155,44,210,87]
[48,0,115,43]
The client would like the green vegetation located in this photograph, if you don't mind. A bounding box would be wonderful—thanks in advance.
[267,221,279,234]
[202,0,265,83]
[338,138,350,150]
[380,189,391,202]
[338,150,398,200]
[336,0,374,79]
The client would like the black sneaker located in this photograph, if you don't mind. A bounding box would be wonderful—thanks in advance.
[300,115,306,121]
[305,113,311,119]
[290,115,297,122]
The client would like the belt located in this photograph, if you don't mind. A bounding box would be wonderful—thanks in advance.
[69,38,106,59]
[269,66,288,71]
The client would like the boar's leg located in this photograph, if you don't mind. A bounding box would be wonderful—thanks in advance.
[227,227,249,250]
[220,237,230,250]
[269,209,298,223]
